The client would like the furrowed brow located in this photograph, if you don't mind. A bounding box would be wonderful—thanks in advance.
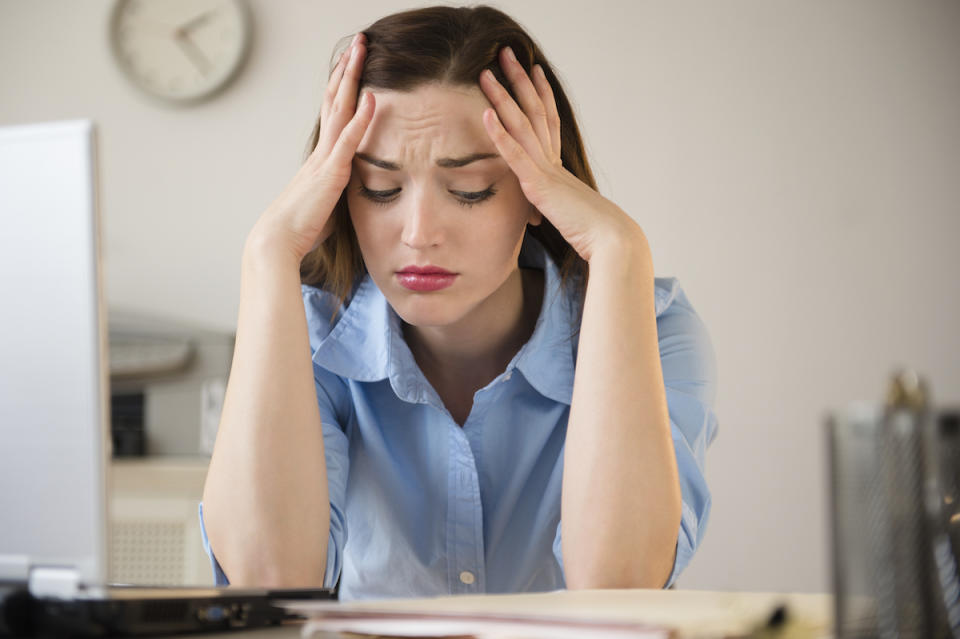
[436,153,500,168]
[354,152,500,170]
[355,152,400,170]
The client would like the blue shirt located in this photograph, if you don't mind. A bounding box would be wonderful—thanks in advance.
[199,235,718,600]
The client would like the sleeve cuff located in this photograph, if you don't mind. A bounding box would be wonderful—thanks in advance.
[663,498,699,589]
[197,502,230,586]
[552,519,565,582]
[323,501,347,590]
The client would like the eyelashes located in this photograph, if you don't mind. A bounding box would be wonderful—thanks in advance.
[357,185,498,208]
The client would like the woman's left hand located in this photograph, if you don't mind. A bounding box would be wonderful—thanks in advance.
[479,46,645,263]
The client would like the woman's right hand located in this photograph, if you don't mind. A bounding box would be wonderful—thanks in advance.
[247,32,374,266]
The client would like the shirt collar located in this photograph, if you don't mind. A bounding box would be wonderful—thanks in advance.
[308,234,579,406]
[508,235,578,405]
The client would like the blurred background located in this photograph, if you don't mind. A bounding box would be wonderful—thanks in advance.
[1,0,958,593]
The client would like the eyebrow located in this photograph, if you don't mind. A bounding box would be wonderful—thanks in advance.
[355,152,500,170]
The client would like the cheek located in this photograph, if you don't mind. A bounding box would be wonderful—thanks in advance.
[347,191,384,234]
[345,198,386,263]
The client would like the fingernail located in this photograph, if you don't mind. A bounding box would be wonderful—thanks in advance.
[352,32,361,46]
[505,46,516,62]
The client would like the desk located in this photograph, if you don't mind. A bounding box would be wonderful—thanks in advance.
[173,589,834,638]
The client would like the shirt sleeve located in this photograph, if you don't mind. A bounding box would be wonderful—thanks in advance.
[551,281,719,589]
[312,365,352,589]
[196,363,352,590]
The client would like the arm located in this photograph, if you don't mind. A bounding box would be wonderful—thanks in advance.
[200,245,332,587]
[561,231,681,589]
[478,46,716,589]
[200,32,374,588]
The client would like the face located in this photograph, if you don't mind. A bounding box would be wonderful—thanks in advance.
[347,83,541,329]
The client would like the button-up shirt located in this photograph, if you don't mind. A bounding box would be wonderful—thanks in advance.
[199,235,718,600]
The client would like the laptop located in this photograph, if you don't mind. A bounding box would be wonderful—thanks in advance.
[0,120,335,636]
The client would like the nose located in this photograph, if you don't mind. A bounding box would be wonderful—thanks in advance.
[400,188,445,250]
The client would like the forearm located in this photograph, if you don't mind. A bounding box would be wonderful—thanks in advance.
[561,228,682,589]
[201,236,331,587]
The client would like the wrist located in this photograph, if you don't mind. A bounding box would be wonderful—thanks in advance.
[588,222,653,274]
[241,228,301,276]
[243,225,304,274]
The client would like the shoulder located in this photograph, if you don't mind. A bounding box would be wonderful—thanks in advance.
[654,277,717,406]
[653,276,681,317]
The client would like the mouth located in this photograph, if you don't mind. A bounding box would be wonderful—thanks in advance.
[397,265,455,275]
[395,265,458,292]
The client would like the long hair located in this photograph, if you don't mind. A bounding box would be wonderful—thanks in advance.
[300,5,595,311]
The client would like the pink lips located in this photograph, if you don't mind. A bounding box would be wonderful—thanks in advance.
[396,265,457,292]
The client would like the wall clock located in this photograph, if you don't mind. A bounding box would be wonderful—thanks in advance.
[109,0,252,104]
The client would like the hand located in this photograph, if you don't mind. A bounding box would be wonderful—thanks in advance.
[478,47,645,263]
[248,33,375,265]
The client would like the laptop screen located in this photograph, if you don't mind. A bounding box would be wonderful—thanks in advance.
[0,120,110,591]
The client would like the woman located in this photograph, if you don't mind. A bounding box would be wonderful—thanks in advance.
[200,5,718,600]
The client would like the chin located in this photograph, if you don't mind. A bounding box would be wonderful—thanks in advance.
[382,280,475,328]
[389,294,468,328]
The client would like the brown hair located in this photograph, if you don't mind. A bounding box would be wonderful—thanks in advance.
[299,5,595,312]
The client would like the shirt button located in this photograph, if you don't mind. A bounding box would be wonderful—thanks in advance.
[503,371,512,382]
[459,570,476,585]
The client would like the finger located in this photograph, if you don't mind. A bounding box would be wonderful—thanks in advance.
[481,107,543,195]
[320,47,350,123]
[321,32,363,122]
[317,34,366,157]
[331,37,365,119]
[327,91,376,171]
[479,67,550,168]
[532,64,562,162]
[498,47,553,160]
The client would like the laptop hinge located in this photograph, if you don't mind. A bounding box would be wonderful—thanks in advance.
[28,567,80,599]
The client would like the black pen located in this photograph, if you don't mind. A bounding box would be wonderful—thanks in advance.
[746,602,790,638]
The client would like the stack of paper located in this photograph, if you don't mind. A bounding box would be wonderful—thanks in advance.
[276,588,834,639]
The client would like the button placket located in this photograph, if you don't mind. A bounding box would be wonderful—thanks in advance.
[447,423,485,593]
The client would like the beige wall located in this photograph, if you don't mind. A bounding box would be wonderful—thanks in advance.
[2,0,959,593]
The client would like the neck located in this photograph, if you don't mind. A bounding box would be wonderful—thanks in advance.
[403,267,543,389]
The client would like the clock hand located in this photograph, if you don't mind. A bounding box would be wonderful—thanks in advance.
[174,33,211,77]
[175,9,218,37]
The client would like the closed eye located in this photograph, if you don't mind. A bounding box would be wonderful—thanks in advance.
[358,185,498,208]
[357,186,401,204]
[450,188,498,206]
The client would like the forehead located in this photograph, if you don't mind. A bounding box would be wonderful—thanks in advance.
[356,83,494,159]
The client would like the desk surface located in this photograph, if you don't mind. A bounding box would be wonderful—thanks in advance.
[171,588,834,639]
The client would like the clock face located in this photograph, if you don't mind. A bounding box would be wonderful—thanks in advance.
[110,0,252,103]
